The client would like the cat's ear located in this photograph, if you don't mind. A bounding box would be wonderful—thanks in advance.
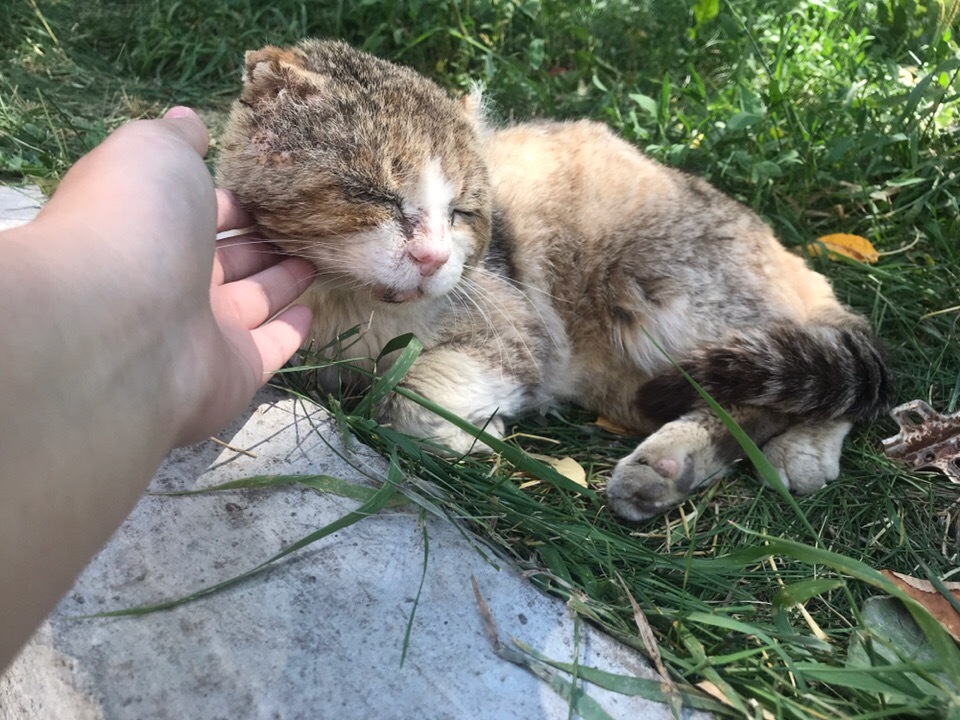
[241,46,321,104]
[459,84,490,135]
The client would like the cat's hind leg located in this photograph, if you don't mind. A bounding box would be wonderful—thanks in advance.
[376,346,531,455]
[607,407,854,521]
[761,419,852,494]
[606,406,790,521]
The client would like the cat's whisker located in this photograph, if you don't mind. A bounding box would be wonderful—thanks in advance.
[449,285,512,376]
[456,276,541,374]
[465,269,561,352]
[472,265,570,305]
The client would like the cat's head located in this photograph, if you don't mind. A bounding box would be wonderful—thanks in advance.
[217,39,491,305]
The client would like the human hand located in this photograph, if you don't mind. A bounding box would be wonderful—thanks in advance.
[185,187,316,445]
[0,107,318,669]
[34,106,314,447]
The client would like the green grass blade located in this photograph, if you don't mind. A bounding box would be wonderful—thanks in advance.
[153,472,409,507]
[395,385,596,499]
[772,578,845,608]
[353,333,423,416]
[89,460,403,617]
[512,638,731,714]
[682,611,807,691]
[400,509,430,667]
[642,329,817,539]
[730,535,960,689]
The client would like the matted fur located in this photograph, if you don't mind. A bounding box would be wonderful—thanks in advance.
[217,40,894,521]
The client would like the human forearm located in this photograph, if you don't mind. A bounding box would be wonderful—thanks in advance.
[0,220,185,667]
[0,109,313,671]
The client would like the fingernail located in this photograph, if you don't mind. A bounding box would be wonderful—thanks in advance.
[164,106,197,120]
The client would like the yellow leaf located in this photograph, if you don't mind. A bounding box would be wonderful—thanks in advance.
[593,415,634,436]
[528,453,588,487]
[804,233,879,264]
[696,681,774,720]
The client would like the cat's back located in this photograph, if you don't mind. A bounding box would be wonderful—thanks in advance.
[486,121,677,255]
[489,118,839,322]
[485,119,846,419]
[487,119,768,278]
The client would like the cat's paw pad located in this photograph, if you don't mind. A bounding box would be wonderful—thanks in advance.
[762,422,850,494]
[605,421,710,521]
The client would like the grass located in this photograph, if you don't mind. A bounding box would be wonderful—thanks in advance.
[4,0,960,717]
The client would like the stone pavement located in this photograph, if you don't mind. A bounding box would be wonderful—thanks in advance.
[0,186,702,719]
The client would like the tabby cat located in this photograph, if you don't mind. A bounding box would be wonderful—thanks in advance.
[216,40,893,521]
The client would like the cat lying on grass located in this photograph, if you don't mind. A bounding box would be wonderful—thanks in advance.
[216,39,893,521]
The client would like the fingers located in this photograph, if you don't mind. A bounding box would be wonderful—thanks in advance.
[213,236,287,286]
[251,305,314,377]
[216,189,254,233]
[216,256,315,330]
[161,106,209,156]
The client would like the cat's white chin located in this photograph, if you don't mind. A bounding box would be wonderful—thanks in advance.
[375,286,423,304]
[375,274,462,304]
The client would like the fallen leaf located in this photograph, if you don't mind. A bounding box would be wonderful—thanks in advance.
[527,454,588,487]
[882,570,960,643]
[695,682,774,719]
[847,596,947,704]
[593,416,633,436]
[695,681,732,707]
[881,400,960,482]
[803,233,879,264]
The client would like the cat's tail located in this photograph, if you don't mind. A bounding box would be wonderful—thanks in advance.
[637,322,894,424]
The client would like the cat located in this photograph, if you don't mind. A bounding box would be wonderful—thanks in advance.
[216,39,893,521]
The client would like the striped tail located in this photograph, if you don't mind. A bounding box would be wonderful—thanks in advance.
[636,323,894,424]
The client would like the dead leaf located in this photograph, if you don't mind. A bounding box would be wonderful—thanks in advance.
[803,233,879,264]
[528,454,588,487]
[695,682,774,719]
[593,415,633,436]
[882,570,960,643]
[881,400,960,482]
[695,681,732,707]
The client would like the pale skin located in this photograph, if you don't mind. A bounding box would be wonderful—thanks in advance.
[0,107,315,670]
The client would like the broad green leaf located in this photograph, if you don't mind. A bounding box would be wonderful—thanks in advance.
[773,578,845,608]
[629,92,658,117]
[725,112,763,132]
[846,597,947,702]
[729,536,960,688]
[692,0,719,25]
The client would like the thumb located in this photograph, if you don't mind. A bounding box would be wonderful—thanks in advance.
[162,106,210,157]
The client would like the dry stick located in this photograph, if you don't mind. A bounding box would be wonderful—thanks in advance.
[207,436,258,458]
[617,573,683,720]
[471,575,525,662]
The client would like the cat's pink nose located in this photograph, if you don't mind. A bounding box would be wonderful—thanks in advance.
[407,244,450,277]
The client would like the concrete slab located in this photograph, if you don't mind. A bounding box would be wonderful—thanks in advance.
[0,185,45,231]
[0,186,699,719]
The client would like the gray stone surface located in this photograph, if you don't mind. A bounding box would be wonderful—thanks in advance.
[0,186,695,719]
[0,185,44,231]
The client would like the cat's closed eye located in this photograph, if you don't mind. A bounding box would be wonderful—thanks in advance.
[450,209,475,225]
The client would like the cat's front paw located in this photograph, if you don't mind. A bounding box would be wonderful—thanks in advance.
[761,420,851,494]
[606,420,719,521]
[427,415,506,455]
[378,391,506,455]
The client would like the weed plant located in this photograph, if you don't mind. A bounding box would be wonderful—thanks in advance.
[4,1,960,717]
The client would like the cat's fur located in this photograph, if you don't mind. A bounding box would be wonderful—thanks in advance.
[217,40,893,521]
